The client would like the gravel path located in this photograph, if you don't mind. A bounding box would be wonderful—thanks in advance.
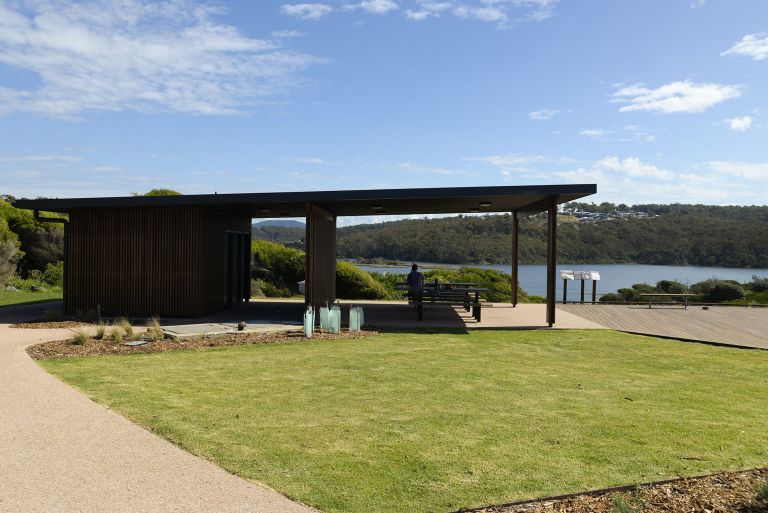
[0,302,317,513]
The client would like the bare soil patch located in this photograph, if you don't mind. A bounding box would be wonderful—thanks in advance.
[472,468,767,513]
[11,320,91,329]
[27,329,378,360]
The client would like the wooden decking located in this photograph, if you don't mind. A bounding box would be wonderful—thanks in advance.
[559,304,768,350]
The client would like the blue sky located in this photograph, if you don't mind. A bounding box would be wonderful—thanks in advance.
[1,0,767,224]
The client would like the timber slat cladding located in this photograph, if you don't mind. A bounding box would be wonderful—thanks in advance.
[305,203,337,308]
[67,206,249,318]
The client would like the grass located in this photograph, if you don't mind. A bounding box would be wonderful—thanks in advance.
[0,289,61,308]
[40,330,768,513]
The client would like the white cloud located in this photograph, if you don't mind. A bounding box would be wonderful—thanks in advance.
[271,30,306,38]
[722,33,768,61]
[612,81,741,114]
[726,116,752,133]
[453,5,507,25]
[593,156,673,180]
[0,154,82,163]
[281,3,334,19]
[579,129,612,139]
[0,1,322,118]
[293,157,341,166]
[480,0,559,21]
[280,0,556,26]
[703,161,768,179]
[398,162,475,175]
[405,9,431,20]
[358,0,400,14]
[690,0,705,8]
[528,109,558,120]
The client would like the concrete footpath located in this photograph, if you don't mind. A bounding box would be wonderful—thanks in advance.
[0,302,316,513]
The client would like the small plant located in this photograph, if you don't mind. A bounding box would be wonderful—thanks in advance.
[755,478,768,506]
[70,328,88,345]
[94,322,107,340]
[145,316,164,342]
[611,492,644,513]
[117,317,133,337]
[110,326,124,344]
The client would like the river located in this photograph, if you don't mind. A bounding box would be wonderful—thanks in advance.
[354,262,768,300]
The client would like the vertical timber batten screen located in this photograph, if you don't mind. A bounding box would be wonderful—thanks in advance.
[67,206,249,318]
[305,203,337,308]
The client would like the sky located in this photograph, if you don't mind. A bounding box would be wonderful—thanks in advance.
[1,0,767,225]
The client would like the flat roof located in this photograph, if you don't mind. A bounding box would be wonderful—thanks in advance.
[13,184,596,217]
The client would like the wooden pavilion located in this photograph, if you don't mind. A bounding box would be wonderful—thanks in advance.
[14,184,596,325]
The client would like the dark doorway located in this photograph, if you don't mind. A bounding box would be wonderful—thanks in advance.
[225,231,251,307]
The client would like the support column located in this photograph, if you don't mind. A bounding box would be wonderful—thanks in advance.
[546,199,558,327]
[305,203,337,309]
[511,211,519,307]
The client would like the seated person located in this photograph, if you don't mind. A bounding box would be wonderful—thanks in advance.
[406,263,425,289]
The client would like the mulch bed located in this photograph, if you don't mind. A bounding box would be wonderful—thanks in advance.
[470,468,768,513]
[11,320,92,329]
[27,329,378,360]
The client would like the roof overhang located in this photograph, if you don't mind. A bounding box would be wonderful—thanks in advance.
[13,184,596,218]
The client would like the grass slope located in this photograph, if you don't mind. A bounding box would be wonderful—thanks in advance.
[41,330,768,513]
[0,290,61,308]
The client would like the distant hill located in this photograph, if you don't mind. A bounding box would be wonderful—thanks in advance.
[253,219,305,228]
[250,204,768,269]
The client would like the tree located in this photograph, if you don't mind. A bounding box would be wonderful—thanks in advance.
[0,217,21,284]
[143,189,182,196]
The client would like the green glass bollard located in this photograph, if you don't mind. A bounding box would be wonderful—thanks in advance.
[349,306,364,332]
[304,307,314,338]
[328,305,341,334]
[319,306,330,330]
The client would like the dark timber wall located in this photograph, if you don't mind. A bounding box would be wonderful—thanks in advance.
[305,203,337,308]
[67,206,250,317]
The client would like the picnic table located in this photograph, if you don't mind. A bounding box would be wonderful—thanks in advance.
[639,293,697,309]
[394,284,489,321]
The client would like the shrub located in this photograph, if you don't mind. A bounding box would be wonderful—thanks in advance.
[655,280,687,294]
[336,261,388,300]
[751,275,768,293]
[707,281,745,302]
[110,327,124,344]
[258,279,292,297]
[95,323,106,340]
[70,329,88,345]
[145,316,164,342]
[252,240,305,290]
[631,283,655,293]
[41,261,63,287]
[600,293,625,303]
[617,288,640,302]
[0,239,21,285]
[117,317,133,337]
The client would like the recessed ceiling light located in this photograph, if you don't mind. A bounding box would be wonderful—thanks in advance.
[479,201,492,207]
[469,208,480,213]
[371,205,384,210]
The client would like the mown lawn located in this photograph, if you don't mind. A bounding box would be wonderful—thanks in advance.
[41,330,768,513]
[0,290,61,308]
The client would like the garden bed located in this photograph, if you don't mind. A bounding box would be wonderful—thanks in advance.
[27,329,378,360]
[473,468,767,513]
[11,320,91,329]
